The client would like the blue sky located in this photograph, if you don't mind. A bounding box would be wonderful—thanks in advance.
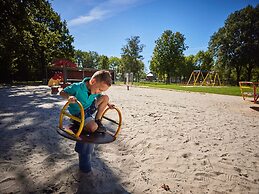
[51,0,258,71]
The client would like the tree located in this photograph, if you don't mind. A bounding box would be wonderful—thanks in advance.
[0,0,74,82]
[75,50,85,68]
[87,51,99,69]
[109,56,121,71]
[150,30,187,83]
[181,55,196,82]
[194,50,214,70]
[98,55,109,70]
[74,50,99,69]
[209,5,259,84]
[121,36,145,81]
[109,56,123,80]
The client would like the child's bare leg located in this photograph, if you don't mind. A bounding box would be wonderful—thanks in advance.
[82,95,109,133]
[95,95,109,120]
[84,120,98,132]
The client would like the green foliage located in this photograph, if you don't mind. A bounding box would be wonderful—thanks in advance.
[75,50,123,79]
[98,55,109,70]
[121,36,145,81]
[150,30,187,83]
[182,55,196,81]
[209,5,259,85]
[0,0,74,83]
[109,56,123,80]
[109,56,121,71]
[194,50,214,70]
[75,50,99,69]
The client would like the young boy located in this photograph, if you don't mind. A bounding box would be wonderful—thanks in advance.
[60,70,114,173]
[60,70,114,133]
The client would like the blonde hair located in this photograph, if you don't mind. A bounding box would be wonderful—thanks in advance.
[92,70,112,86]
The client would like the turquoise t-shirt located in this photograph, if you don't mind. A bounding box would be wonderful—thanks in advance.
[64,77,101,115]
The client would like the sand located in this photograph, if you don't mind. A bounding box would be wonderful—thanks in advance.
[0,84,258,194]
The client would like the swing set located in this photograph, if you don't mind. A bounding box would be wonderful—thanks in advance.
[187,70,221,86]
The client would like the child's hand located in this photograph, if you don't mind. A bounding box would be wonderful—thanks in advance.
[107,103,115,109]
[68,96,77,103]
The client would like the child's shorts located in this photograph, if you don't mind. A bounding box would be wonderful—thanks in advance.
[73,100,97,124]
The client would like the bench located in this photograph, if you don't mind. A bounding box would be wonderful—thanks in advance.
[239,81,259,103]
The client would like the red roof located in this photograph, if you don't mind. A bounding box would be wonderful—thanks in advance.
[52,59,77,68]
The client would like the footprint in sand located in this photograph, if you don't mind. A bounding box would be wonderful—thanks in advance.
[0,176,18,193]
[182,153,192,159]
[194,172,211,185]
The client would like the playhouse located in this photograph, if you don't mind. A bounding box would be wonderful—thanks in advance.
[47,59,115,94]
[47,59,115,85]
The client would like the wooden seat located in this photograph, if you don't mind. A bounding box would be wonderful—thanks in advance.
[239,81,259,103]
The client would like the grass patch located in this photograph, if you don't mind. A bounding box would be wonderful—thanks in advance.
[117,82,241,96]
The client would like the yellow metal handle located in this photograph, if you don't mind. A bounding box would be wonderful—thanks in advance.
[59,99,85,138]
[101,107,122,138]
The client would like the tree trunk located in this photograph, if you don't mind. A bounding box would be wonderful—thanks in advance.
[236,67,241,86]
[246,64,254,81]
[166,74,170,84]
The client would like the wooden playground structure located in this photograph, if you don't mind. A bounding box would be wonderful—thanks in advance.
[47,59,115,94]
[239,81,259,104]
[187,70,221,86]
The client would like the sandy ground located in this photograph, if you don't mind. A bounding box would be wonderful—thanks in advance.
[0,84,258,194]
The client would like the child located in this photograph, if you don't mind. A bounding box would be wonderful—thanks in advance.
[48,72,63,87]
[60,70,114,133]
[60,70,114,173]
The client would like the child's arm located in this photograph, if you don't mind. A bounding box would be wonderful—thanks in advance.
[60,90,77,103]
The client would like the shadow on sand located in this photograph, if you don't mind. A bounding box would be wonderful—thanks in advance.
[250,106,259,112]
[0,85,129,193]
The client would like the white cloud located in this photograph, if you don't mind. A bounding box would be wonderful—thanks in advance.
[68,8,109,26]
[68,0,145,27]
